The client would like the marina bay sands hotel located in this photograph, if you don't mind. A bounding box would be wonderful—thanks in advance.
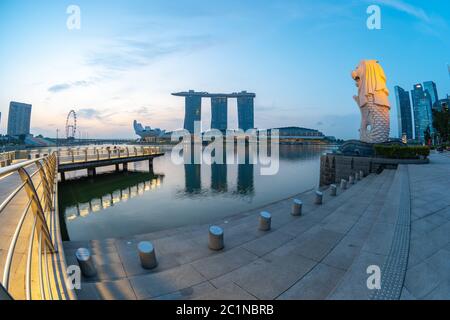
[172,90,256,133]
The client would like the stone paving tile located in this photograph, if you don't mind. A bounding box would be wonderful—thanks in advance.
[404,261,441,299]
[222,254,317,300]
[328,251,386,300]
[74,282,101,300]
[94,279,137,300]
[194,283,257,300]
[190,247,258,280]
[90,261,127,282]
[152,281,216,300]
[408,236,443,267]
[275,218,316,238]
[277,263,345,300]
[242,230,294,257]
[423,280,450,300]
[361,222,395,256]
[129,264,206,299]
[400,287,417,300]
[411,218,441,234]
[322,240,362,271]
[287,227,344,262]
[424,249,450,281]
[427,221,450,246]
[437,206,450,221]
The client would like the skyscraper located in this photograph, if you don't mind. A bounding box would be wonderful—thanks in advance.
[237,93,254,131]
[423,81,439,110]
[411,84,433,142]
[7,101,32,137]
[211,97,228,132]
[394,86,413,140]
[183,91,201,134]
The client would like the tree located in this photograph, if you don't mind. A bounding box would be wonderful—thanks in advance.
[432,105,450,143]
[424,126,432,146]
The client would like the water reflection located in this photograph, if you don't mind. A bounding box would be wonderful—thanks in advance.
[60,171,164,221]
[61,144,336,241]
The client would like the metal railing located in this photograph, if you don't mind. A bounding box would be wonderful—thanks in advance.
[57,146,161,165]
[0,153,76,300]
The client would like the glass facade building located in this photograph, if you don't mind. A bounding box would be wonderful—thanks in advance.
[394,86,413,140]
[237,95,255,131]
[183,92,202,134]
[211,97,228,132]
[423,81,439,110]
[7,101,32,136]
[411,84,433,142]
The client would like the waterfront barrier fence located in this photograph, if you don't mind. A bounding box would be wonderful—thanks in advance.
[56,146,161,164]
[0,153,76,300]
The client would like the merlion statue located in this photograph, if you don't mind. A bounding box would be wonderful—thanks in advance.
[351,60,390,144]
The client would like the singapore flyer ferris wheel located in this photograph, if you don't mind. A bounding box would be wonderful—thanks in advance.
[66,110,77,140]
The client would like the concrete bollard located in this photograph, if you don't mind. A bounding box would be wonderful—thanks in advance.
[349,175,354,185]
[340,179,347,190]
[359,170,364,179]
[208,226,224,250]
[315,190,323,205]
[292,199,303,216]
[138,241,158,269]
[330,184,337,196]
[75,248,97,277]
[354,173,359,183]
[259,211,272,231]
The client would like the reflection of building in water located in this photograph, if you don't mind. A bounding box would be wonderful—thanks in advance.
[237,163,254,194]
[185,164,201,193]
[184,145,203,193]
[211,164,227,192]
[64,172,164,221]
[211,148,228,192]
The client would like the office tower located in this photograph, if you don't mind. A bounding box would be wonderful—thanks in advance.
[237,92,254,131]
[183,91,202,134]
[394,86,413,140]
[210,97,228,132]
[7,101,32,136]
[423,81,439,110]
[411,84,433,142]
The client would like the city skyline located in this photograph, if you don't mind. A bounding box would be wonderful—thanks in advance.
[1,0,449,139]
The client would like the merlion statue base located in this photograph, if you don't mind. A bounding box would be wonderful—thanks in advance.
[338,140,403,157]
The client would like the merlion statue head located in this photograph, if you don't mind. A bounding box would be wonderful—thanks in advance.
[351,60,390,109]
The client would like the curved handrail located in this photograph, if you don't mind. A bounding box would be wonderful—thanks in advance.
[0,153,76,300]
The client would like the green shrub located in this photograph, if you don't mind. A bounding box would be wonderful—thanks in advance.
[374,145,430,159]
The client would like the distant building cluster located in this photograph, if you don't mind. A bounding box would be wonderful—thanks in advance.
[395,68,450,143]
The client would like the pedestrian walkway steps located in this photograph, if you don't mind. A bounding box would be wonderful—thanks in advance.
[63,169,400,300]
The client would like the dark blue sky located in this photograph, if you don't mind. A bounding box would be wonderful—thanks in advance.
[1,0,449,138]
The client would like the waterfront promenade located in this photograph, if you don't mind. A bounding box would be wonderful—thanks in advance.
[64,153,450,300]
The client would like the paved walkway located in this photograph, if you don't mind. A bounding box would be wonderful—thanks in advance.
[402,153,450,299]
[64,153,450,300]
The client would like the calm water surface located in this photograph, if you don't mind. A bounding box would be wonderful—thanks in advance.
[59,145,335,240]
